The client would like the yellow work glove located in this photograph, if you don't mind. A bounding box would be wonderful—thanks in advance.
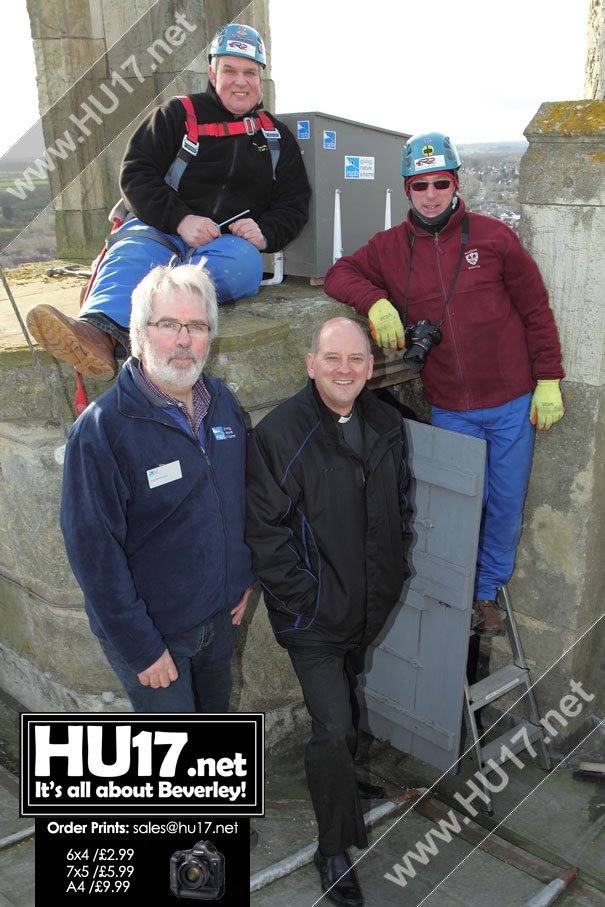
[368,298,405,350]
[530,379,565,431]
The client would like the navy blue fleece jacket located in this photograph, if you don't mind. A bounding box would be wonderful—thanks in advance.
[60,361,254,673]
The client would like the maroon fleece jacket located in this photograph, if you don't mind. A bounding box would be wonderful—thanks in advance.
[324,201,563,411]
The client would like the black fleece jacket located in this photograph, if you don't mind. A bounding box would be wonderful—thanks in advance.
[246,381,413,651]
[120,82,311,252]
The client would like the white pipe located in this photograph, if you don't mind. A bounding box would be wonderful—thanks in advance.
[260,251,284,286]
[332,189,343,263]
[250,789,423,893]
[522,867,578,906]
[384,188,392,229]
[251,840,316,891]
[0,826,35,850]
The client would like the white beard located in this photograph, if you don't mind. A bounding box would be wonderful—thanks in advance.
[141,343,206,393]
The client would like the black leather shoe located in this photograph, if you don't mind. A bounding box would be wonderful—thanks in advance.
[356,779,386,799]
[314,849,363,906]
[250,826,259,849]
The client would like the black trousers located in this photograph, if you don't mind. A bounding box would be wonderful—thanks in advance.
[288,646,368,855]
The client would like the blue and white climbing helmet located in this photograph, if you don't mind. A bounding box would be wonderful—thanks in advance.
[401,132,461,180]
[209,23,267,67]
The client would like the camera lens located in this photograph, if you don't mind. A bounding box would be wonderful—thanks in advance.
[179,859,210,889]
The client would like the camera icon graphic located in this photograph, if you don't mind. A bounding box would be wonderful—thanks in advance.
[170,840,225,900]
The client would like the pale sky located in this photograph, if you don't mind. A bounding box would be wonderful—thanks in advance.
[270,0,591,144]
[0,0,591,157]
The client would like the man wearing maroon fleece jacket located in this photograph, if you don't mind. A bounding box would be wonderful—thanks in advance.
[324,130,565,637]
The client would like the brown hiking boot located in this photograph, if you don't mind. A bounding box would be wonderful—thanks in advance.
[472,599,506,637]
[26,304,118,381]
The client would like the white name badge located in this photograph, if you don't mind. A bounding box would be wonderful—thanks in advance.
[146,460,183,489]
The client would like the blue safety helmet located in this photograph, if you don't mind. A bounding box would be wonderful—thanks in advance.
[208,23,266,67]
[401,132,461,180]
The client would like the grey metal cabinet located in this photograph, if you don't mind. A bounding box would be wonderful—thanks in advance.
[266,111,409,279]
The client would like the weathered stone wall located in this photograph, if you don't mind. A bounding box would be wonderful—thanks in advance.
[25,0,272,260]
[509,100,605,719]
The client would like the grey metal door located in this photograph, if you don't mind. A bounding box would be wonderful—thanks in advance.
[359,419,485,774]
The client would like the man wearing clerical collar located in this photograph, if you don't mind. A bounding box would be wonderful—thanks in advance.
[245,317,413,907]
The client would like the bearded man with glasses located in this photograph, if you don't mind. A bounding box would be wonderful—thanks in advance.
[324,131,565,637]
[60,263,254,712]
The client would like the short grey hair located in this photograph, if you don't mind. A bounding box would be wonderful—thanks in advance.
[130,264,219,357]
[310,317,372,356]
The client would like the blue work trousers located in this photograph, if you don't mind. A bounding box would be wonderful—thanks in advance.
[431,392,535,600]
[97,606,237,713]
[81,219,264,328]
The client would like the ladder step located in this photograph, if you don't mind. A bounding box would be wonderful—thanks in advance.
[478,720,545,766]
[467,663,528,709]
[462,587,551,814]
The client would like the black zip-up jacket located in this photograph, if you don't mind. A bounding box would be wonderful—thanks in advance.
[245,381,413,650]
[120,82,311,252]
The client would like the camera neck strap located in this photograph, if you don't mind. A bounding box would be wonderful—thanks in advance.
[403,213,469,329]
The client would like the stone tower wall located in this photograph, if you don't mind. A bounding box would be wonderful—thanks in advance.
[25,0,272,260]
[585,0,604,99]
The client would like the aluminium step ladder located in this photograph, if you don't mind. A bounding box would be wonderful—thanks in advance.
[463,585,551,815]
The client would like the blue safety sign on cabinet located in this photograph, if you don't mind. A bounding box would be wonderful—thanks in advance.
[297,120,310,140]
[323,130,336,149]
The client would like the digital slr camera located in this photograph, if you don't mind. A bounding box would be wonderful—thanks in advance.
[170,840,225,900]
[403,319,442,372]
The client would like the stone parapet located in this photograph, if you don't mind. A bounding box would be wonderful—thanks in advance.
[512,101,605,713]
[521,102,605,389]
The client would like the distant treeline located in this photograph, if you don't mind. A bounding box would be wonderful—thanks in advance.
[0,142,527,265]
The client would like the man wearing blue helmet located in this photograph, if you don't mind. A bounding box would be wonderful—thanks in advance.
[26,23,311,382]
[324,131,565,637]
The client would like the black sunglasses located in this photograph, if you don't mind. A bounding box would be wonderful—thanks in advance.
[409,179,454,192]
